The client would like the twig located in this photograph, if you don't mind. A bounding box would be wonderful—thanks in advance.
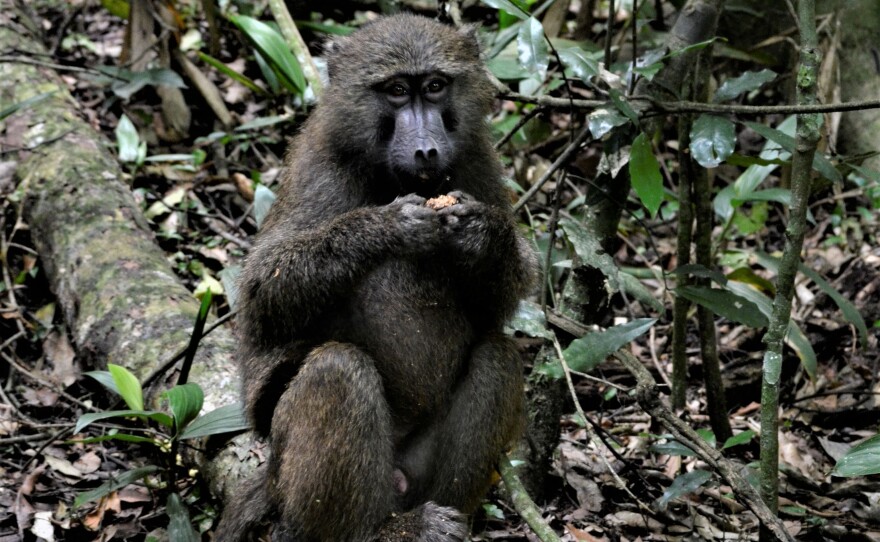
[513,123,593,212]
[499,455,562,542]
[268,0,323,98]
[2,352,98,413]
[552,336,652,512]
[612,349,795,542]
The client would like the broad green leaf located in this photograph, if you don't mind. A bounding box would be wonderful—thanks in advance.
[197,52,265,95]
[676,285,767,328]
[179,403,250,440]
[75,466,161,508]
[517,17,549,80]
[608,89,639,123]
[785,320,817,379]
[108,364,143,411]
[559,47,600,83]
[167,493,199,542]
[731,200,769,235]
[727,279,816,378]
[253,184,276,229]
[690,115,736,168]
[619,272,664,312]
[745,121,841,183]
[236,114,293,132]
[84,370,120,396]
[115,115,141,164]
[559,217,619,291]
[75,410,174,434]
[629,133,663,217]
[713,69,777,103]
[587,108,629,138]
[833,434,880,477]
[754,251,866,353]
[657,470,713,507]
[68,433,157,446]
[294,20,356,36]
[219,265,241,310]
[482,503,505,520]
[480,0,529,20]
[797,264,868,350]
[696,428,717,448]
[563,318,657,373]
[672,263,728,286]
[734,188,791,206]
[230,15,306,93]
[164,384,204,433]
[108,68,187,100]
[505,300,553,340]
[723,429,756,449]
[650,440,696,457]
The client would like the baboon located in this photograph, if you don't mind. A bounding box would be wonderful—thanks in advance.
[216,14,538,542]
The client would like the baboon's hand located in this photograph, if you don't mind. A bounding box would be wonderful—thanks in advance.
[387,194,441,252]
[438,196,500,258]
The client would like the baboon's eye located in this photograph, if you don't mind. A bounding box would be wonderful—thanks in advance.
[425,79,446,94]
[388,83,408,97]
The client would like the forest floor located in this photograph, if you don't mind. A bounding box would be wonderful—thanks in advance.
[2,2,880,542]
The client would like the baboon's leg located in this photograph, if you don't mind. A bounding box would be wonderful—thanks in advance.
[269,342,396,542]
[400,334,525,512]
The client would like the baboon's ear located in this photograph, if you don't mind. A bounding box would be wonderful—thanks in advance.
[457,23,483,57]
[323,36,350,81]
[323,35,350,57]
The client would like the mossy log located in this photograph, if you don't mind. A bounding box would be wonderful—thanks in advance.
[0,4,252,503]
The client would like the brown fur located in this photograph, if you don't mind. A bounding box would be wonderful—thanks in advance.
[215,14,537,542]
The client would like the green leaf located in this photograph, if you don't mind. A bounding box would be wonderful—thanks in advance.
[723,429,756,449]
[797,264,868,350]
[629,133,664,217]
[253,185,276,229]
[179,403,251,440]
[672,263,728,286]
[229,15,306,93]
[67,433,158,446]
[107,68,187,100]
[115,115,141,164]
[74,466,161,508]
[587,108,629,138]
[650,440,697,457]
[657,470,713,507]
[505,300,553,340]
[516,17,549,80]
[608,89,639,124]
[108,364,143,411]
[75,410,174,434]
[480,0,529,20]
[563,318,657,373]
[745,121,841,183]
[84,370,120,396]
[482,503,505,520]
[689,115,736,168]
[197,52,265,96]
[559,47,600,83]
[785,320,817,379]
[713,69,777,103]
[676,285,768,328]
[219,265,241,310]
[164,384,204,433]
[167,493,200,542]
[833,434,880,477]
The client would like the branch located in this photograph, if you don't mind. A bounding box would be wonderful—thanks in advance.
[499,455,562,542]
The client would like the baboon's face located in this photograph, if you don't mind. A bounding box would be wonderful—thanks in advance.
[376,72,455,185]
[322,15,494,194]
